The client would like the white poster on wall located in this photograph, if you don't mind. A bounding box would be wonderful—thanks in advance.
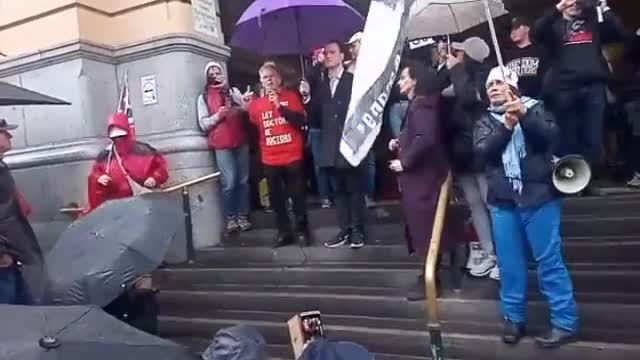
[192,0,218,38]
[140,75,158,106]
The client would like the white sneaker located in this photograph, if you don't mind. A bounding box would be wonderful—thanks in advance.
[627,173,640,188]
[489,266,500,281]
[469,252,496,278]
[465,242,485,270]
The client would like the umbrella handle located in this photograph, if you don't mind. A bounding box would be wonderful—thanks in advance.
[482,0,504,69]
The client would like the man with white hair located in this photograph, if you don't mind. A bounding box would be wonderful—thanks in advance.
[474,66,578,348]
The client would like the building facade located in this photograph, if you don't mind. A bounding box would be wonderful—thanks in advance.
[0,0,230,259]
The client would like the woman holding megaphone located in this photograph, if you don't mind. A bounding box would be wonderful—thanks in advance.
[473,66,579,349]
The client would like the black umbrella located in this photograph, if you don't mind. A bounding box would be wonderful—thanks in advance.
[0,81,70,106]
[0,304,194,360]
[44,192,182,307]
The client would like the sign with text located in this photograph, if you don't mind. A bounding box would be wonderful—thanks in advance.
[140,75,158,106]
[191,0,218,38]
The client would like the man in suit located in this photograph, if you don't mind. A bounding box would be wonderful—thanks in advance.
[300,41,366,249]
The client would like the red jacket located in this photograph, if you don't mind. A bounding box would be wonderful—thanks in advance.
[203,86,247,150]
[248,89,305,166]
[87,114,169,211]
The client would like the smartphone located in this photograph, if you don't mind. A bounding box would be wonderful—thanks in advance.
[299,310,325,342]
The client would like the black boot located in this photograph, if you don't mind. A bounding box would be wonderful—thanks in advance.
[295,219,311,247]
[273,231,294,248]
[535,328,577,349]
[406,275,426,301]
[502,319,526,345]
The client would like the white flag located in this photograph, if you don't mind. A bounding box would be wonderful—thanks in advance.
[340,0,414,167]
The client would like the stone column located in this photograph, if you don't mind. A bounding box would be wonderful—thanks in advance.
[0,0,230,260]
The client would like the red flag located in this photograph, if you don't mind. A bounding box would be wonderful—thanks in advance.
[116,72,135,137]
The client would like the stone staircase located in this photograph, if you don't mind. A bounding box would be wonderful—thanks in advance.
[155,195,640,360]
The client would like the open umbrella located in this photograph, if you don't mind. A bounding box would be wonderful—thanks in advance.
[0,304,193,360]
[44,192,182,307]
[407,0,508,40]
[230,0,364,56]
[0,81,70,106]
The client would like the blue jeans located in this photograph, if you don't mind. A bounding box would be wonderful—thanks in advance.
[367,152,376,198]
[0,266,33,305]
[387,101,408,138]
[491,200,578,332]
[215,145,250,218]
[553,84,606,164]
[309,129,335,199]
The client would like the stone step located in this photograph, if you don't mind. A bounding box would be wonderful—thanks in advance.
[193,240,640,266]
[247,196,640,229]
[157,288,640,344]
[158,316,640,360]
[222,218,640,248]
[157,281,640,305]
[155,266,640,294]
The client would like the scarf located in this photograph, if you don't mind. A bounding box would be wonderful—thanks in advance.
[489,97,538,194]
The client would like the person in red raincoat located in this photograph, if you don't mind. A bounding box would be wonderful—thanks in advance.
[87,113,169,211]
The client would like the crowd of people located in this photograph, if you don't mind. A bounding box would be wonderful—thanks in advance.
[193,0,639,349]
[1,0,640,351]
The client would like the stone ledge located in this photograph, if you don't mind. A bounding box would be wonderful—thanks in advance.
[5,129,210,170]
[0,33,231,78]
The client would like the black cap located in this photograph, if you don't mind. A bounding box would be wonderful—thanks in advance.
[510,17,532,30]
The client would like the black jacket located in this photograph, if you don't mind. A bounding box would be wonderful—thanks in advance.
[306,69,354,168]
[446,61,490,173]
[474,101,559,208]
[0,161,41,265]
[534,7,626,90]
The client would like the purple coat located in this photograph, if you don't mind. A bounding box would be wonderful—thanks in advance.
[397,96,452,255]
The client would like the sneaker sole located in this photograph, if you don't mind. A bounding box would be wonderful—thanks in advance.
[324,239,348,248]
[349,243,365,249]
[469,267,494,277]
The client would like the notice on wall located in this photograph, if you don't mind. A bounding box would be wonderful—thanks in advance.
[192,0,218,38]
[140,75,158,106]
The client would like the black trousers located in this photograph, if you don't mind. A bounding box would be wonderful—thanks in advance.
[329,165,366,232]
[264,161,308,234]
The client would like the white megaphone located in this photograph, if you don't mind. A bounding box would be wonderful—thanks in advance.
[552,155,592,194]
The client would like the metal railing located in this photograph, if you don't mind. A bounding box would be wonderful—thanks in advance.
[425,172,452,360]
[60,172,220,263]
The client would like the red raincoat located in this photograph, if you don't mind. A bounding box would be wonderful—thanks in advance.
[86,113,169,211]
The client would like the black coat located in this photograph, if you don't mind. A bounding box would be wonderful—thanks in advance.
[0,161,41,265]
[473,101,559,208]
[306,69,354,168]
[447,61,490,173]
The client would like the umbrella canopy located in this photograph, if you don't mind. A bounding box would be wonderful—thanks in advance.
[0,304,193,360]
[44,192,182,307]
[231,0,364,55]
[0,81,70,106]
[407,0,508,40]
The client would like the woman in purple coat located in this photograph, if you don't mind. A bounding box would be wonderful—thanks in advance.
[389,60,451,301]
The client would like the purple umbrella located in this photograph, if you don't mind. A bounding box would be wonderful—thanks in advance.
[231,0,364,56]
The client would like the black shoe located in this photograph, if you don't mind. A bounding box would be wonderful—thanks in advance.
[273,232,294,248]
[325,229,351,248]
[350,227,366,249]
[406,275,426,301]
[535,328,577,349]
[295,230,311,247]
[502,319,526,345]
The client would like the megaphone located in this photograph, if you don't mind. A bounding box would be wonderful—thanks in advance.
[552,155,592,194]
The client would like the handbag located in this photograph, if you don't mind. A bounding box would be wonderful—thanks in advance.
[113,148,152,196]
